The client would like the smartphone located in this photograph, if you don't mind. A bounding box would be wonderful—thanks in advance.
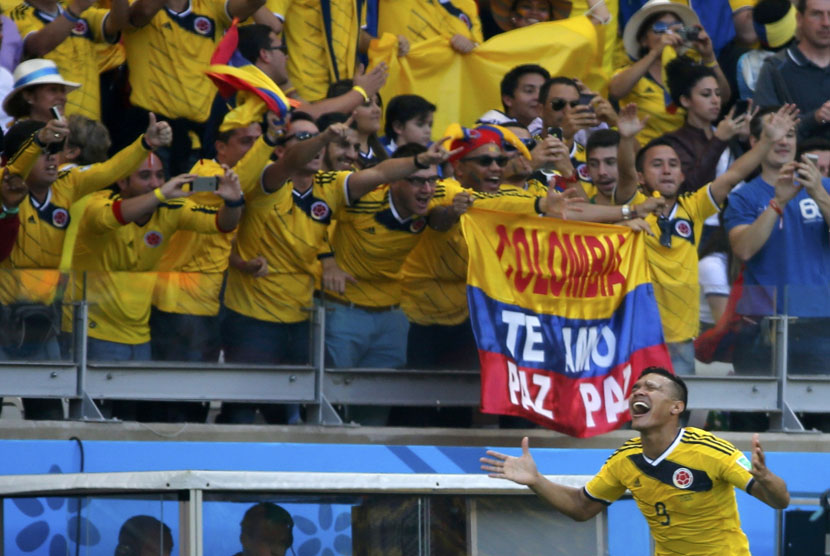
[547,127,563,141]
[805,153,820,165]
[192,176,218,192]
[733,100,750,118]
[578,93,595,106]
[46,106,66,154]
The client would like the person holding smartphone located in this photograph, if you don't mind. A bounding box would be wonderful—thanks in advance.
[660,55,754,194]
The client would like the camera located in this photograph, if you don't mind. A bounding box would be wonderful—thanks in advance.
[675,25,700,42]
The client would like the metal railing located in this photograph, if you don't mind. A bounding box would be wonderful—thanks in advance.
[1,298,829,429]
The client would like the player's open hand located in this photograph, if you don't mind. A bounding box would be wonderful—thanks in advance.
[481,436,541,487]
[750,433,770,481]
[159,173,198,200]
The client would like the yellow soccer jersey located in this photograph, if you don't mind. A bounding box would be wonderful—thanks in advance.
[400,178,543,325]
[11,2,115,120]
[152,137,275,316]
[377,0,483,45]
[277,0,360,101]
[224,170,349,323]
[613,68,684,147]
[72,189,227,344]
[0,136,150,305]
[326,180,453,308]
[644,185,718,343]
[585,427,753,556]
[123,0,231,122]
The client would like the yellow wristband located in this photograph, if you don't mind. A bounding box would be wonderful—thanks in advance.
[352,85,369,102]
[704,59,717,68]
[153,188,166,202]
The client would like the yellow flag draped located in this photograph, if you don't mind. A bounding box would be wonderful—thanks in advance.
[368,17,602,139]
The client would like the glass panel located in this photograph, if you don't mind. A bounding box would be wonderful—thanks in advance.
[4,494,178,555]
[783,285,830,376]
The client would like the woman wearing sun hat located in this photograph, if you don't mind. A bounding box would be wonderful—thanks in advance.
[609,0,732,146]
[2,58,79,124]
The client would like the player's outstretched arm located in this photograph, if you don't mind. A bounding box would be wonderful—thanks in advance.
[480,437,606,522]
[748,433,790,509]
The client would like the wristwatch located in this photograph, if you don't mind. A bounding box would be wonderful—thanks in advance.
[621,204,633,220]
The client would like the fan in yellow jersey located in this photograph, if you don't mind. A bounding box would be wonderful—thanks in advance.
[482,367,790,556]
[401,124,658,374]
[1,113,171,309]
[150,113,280,363]
[633,104,799,374]
[376,0,483,54]
[9,0,126,120]
[218,114,453,424]
[121,0,264,174]
[72,154,243,356]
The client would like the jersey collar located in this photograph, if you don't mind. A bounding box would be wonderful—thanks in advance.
[641,427,684,466]
[29,187,53,210]
[165,0,193,17]
[387,188,410,223]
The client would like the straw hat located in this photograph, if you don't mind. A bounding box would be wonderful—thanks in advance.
[490,0,573,32]
[2,59,80,116]
[622,0,700,60]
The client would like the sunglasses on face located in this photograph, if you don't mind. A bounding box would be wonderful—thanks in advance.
[279,130,317,144]
[267,43,288,54]
[651,21,680,34]
[550,99,580,111]
[504,137,538,152]
[462,155,510,167]
[406,176,439,187]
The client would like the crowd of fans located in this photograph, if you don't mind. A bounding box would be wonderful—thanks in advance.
[0,0,829,428]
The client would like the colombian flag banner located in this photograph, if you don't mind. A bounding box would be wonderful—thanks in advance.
[462,208,672,438]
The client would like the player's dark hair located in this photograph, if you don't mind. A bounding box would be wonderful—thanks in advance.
[539,76,579,106]
[384,95,436,140]
[640,367,688,408]
[635,137,677,171]
[586,128,620,159]
[500,64,550,111]
[393,142,427,159]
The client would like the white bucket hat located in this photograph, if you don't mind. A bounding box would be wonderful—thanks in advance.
[2,59,80,115]
[622,0,700,61]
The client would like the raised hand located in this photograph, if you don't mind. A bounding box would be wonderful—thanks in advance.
[542,187,584,219]
[480,437,540,486]
[592,96,618,127]
[750,434,770,480]
[762,104,800,143]
[215,165,243,203]
[617,103,648,139]
[419,137,459,166]
[37,118,70,146]
[159,173,199,200]
[562,104,598,142]
[796,154,823,197]
[714,105,746,142]
[1,169,27,209]
[353,62,388,98]
[144,112,173,149]
[690,26,715,62]
[324,114,355,142]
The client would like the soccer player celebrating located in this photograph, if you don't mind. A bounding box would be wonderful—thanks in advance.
[481,367,790,555]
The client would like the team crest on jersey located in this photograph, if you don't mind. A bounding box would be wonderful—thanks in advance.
[672,467,694,489]
[70,19,88,35]
[577,163,590,181]
[194,16,212,35]
[410,218,426,233]
[144,231,163,247]
[310,201,330,221]
[674,219,692,238]
[52,208,69,228]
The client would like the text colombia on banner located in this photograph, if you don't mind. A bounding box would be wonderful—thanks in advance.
[461,208,672,437]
